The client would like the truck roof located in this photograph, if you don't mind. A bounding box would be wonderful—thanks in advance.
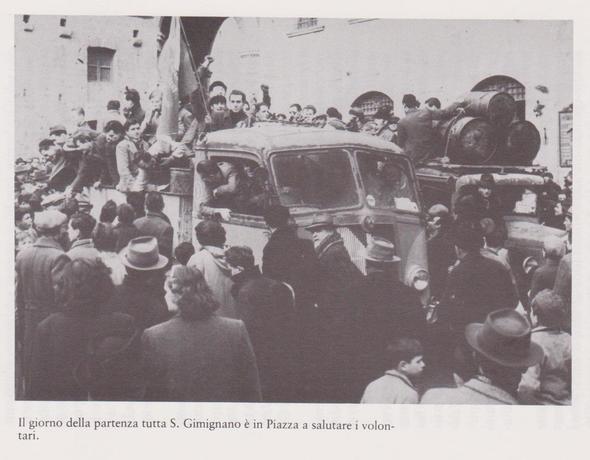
[198,123,405,157]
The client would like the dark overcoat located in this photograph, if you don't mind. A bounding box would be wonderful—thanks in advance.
[134,211,174,261]
[440,252,519,334]
[29,311,136,401]
[141,315,262,402]
[15,237,69,397]
[232,267,298,402]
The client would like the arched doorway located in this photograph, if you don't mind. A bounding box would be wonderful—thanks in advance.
[472,75,526,121]
[351,91,394,118]
[159,17,229,67]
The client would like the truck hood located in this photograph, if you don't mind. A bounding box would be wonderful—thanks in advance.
[505,219,567,251]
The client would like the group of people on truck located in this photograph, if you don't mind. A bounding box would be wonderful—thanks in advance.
[18,48,470,224]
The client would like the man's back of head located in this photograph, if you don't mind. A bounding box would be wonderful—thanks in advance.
[263,205,290,230]
[145,191,165,213]
[195,220,226,248]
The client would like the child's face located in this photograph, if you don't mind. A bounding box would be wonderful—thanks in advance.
[400,355,425,378]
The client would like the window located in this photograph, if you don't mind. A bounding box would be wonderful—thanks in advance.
[357,151,419,212]
[297,18,318,30]
[473,75,526,121]
[23,15,30,23]
[87,47,115,82]
[272,150,359,210]
[60,18,67,27]
[201,154,270,217]
[351,91,394,118]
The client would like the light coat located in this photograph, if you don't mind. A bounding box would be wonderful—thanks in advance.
[421,377,518,405]
[188,246,238,319]
[361,370,419,404]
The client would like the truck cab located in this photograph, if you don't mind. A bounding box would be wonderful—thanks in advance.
[416,161,567,301]
[193,123,431,302]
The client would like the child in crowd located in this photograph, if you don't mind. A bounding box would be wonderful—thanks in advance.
[518,289,571,405]
[360,338,425,404]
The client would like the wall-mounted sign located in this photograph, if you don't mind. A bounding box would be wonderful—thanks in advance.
[559,109,573,167]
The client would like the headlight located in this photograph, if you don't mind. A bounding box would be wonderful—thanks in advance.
[522,256,539,275]
[407,266,429,291]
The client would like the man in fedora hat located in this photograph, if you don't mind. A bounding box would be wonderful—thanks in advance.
[305,213,363,402]
[16,209,70,398]
[116,236,169,329]
[421,309,544,404]
[397,93,464,164]
[305,214,363,310]
[353,237,425,399]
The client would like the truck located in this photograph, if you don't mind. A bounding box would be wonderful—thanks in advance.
[89,123,433,303]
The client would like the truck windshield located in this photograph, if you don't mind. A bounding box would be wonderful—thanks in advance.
[357,150,419,212]
[271,149,359,210]
[498,185,538,217]
[457,184,539,217]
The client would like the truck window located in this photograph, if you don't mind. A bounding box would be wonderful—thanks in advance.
[357,151,419,212]
[198,154,271,217]
[271,150,359,210]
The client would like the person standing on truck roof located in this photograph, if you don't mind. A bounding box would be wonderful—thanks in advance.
[123,87,146,125]
[227,90,250,128]
[397,93,464,164]
[371,106,399,143]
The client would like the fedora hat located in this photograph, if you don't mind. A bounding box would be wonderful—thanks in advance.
[365,236,400,263]
[465,309,544,368]
[121,236,168,271]
[305,213,335,232]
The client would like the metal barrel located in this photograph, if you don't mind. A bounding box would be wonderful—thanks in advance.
[439,116,497,165]
[497,120,541,165]
[462,91,517,128]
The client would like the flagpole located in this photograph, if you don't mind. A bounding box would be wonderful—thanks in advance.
[179,18,210,118]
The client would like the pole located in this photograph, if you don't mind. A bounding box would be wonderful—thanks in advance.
[179,18,210,118]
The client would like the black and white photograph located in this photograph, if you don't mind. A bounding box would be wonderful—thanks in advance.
[12,13,574,407]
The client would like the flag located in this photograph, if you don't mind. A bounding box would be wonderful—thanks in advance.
[157,17,198,139]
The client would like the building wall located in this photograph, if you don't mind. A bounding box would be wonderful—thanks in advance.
[15,15,160,157]
[210,18,573,180]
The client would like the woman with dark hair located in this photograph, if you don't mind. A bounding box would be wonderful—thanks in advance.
[141,265,262,402]
[29,258,136,400]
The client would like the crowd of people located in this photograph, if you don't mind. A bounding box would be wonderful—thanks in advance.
[14,175,572,404]
[14,54,465,214]
[13,53,573,405]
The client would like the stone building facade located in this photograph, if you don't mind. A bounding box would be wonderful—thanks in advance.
[15,15,160,157]
[210,18,573,178]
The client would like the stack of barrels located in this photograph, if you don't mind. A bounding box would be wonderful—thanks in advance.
[438,91,541,165]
